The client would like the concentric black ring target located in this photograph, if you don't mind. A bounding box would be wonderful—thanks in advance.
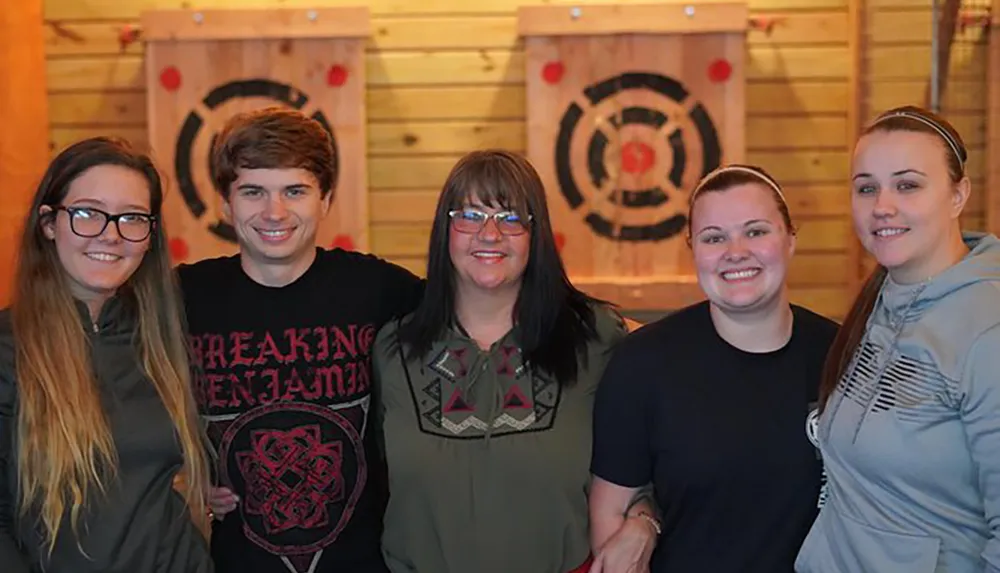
[175,79,338,243]
[554,72,722,242]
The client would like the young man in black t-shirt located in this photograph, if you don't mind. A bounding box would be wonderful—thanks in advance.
[177,108,423,573]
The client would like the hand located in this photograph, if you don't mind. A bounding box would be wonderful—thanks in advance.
[589,515,657,573]
[208,486,239,521]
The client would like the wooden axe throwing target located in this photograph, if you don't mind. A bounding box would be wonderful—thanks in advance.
[518,2,748,310]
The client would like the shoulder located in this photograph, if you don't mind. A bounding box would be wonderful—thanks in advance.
[318,248,424,288]
[374,315,406,353]
[618,301,712,354]
[175,253,241,292]
[791,304,840,346]
[590,303,627,345]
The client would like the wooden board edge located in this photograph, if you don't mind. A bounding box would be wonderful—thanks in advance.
[140,7,372,41]
[516,2,749,37]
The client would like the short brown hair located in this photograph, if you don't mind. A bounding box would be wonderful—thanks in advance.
[210,107,336,199]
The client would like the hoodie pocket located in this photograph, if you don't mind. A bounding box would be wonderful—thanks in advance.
[796,505,941,573]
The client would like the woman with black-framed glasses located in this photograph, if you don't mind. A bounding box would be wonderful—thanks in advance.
[370,149,652,573]
[0,137,213,573]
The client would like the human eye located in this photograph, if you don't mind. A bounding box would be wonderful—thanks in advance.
[119,213,150,225]
[498,212,523,224]
[746,226,770,238]
[71,207,101,220]
[460,209,485,222]
[854,182,877,195]
[896,180,920,192]
[699,233,725,245]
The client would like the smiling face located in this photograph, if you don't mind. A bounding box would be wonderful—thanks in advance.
[41,164,152,308]
[448,196,532,295]
[690,182,795,313]
[223,167,331,272]
[851,129,969,283]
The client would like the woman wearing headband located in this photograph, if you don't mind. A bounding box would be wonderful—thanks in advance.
[589,164,838,572]
[795,107,1000,572]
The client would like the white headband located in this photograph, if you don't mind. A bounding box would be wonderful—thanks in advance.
[872,111,965,171]
[691,165,788,207]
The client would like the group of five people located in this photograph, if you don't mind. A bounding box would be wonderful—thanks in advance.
[0,103,997,573]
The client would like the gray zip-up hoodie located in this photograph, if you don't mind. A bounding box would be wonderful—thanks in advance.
[796,232,1000,573]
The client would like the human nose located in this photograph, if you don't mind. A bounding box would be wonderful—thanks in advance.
[871,190,897,219]
[477,215,502,242]
[96,216,123,243]
[262,195,289,220]
[723,236,750,261]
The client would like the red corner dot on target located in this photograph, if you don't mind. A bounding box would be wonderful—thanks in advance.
[707,59,732,83]
[160,66,182,91]
[168,237,189,261]
[554,232,567,253]
[331,234,355,251]
[327,65,348,87]
[542,61,565,84]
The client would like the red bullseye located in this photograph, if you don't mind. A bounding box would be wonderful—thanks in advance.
[542,61,565,84]
[160,66,182,91]
[621,141,656,175]
[327,65,348,87]
[331,234,355,251]
[168,237,189,261]
[554,232,567,253]
[708,59,732,83]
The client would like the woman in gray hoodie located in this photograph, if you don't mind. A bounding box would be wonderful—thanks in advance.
[795,106,1000,573]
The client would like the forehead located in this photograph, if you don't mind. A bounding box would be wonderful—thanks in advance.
[690,183,781,229]
[64,164,151,209]
[234,167,319,188]
[853,130,948,173]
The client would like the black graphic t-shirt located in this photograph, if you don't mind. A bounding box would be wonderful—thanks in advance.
[178,247,423,573]
[591,301,838,573]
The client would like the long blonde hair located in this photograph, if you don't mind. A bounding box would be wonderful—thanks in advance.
[11,137,210,551]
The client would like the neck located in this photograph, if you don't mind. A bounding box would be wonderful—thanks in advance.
[69,283,113,323]
[889,229,969,285]
[84,295,110,323]
[241,247,317,288]
[710,291,793,353]
[454,282,519,349]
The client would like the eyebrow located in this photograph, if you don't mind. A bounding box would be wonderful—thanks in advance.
[70,199,150,213]
[852,168,928,181]
[694,219,774,234]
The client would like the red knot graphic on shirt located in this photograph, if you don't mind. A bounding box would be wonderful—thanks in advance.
[218,401,367,570]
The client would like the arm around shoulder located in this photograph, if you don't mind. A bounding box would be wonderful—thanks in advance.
[961,323,1000,572]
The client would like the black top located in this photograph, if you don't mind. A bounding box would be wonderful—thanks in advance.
[0,297,213,573]
[591,301,838,573]
[177,247,423,573]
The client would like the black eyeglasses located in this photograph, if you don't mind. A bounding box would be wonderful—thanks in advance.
[447,208,532,236]
[51,205,156,242]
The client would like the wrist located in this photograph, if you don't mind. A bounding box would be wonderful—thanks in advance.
[627,510,661,537]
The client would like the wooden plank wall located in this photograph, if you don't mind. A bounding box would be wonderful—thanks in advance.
[866,0,991,232]
[43,0,857,318]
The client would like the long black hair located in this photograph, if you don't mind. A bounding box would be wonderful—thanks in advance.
[397,149,607,386]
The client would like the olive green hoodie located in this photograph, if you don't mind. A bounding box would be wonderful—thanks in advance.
[373,305,625,573]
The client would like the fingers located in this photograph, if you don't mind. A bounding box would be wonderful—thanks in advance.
[209,486,240,518]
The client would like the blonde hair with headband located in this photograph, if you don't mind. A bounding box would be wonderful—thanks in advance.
[685,163,794,243]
